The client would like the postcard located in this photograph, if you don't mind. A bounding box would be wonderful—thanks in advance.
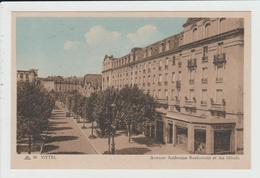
[10,11,250,169]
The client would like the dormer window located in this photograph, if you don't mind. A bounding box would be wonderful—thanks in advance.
[192,28,198,41]
[205,23,211,37]
[219,18,226,33]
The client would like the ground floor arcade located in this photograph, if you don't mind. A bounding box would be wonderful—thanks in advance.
[145,116,243,154]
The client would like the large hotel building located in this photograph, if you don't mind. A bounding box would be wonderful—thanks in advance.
[102,18,244,154]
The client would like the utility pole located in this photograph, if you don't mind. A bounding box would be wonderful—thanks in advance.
[27,119,31,154]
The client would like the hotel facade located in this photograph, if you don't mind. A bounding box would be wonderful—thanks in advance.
[102,18,244,154]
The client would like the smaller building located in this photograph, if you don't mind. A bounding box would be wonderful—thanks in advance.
[17,69,38,83]
[82,74,102,96]
[39,79,55,92]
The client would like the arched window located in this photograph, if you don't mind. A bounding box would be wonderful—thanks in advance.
[192,28,198,41]
[205,23,211,37]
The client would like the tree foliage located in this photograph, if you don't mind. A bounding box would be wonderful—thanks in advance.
[17,82,55,141]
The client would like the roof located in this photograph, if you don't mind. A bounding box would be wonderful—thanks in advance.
[182,18,203,27]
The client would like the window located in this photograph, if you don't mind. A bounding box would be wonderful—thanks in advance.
[165,73,168,81]
[216,66,224,83]
[171,89,175,100]
[216,89,223,104]
[165,89,168,100]
[20,73,23,79]
[165,58,169,65]
[172,56,176,65]
[191,50,195,59]
[203,46,208,57]
[202,67,208,79]
[189,89,194,100]
[217,42,223,54]
[193,28,198,41]
[172,72,175,82]
[25,74,29,80]
[219,18,226,33]
[205,23,210,37]
[159,74,162,82]
[158,89,161,99]
[201,89,207,104]
[178,71,182,81]
[189,70,195,84]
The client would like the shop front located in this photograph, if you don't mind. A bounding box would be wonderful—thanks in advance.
[164,116,236,154]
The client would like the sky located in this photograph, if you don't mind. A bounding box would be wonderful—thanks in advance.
[16,17,187,77]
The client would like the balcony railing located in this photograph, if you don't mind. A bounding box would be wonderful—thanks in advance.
[176,80,181,89]
[216,77,223,83]
[202,56,208,63]
[201,78,208,84]
[210,98,226,112]
[213,53,226,67]
[201,100,207,106]
[157,99,168,105]
[184,100,196,108]
[187,59,197,70]
[210,103,225,111]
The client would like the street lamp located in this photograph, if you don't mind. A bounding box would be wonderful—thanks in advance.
[110,103,116,154]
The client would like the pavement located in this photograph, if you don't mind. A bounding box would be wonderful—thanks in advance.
[74,121,188,155]
[42,104,97,154]
[43,101,188,155]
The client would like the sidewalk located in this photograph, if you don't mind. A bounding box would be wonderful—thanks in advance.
[72,118,188,155]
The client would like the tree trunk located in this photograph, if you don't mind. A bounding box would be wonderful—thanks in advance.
[108,131,111,153]
[91,121,94,136]
[127,124,132,143]
[28,135,31,154]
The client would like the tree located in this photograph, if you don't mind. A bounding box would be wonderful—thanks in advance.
[85,92,98,137]
[93,86,157,144]
[17,81,55,153]
[115,86,157,143]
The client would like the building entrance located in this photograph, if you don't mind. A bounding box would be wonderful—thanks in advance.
[176,126,188,149]
[156,121,164,143]
[194,129,206,154]
[214,130,232,154]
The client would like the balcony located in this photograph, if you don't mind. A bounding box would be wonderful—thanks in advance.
[210,103,225,112]
[184,99,196,108]
[200,100,207,106]
[213,53,226,67]
[209,98,226,112]
[201,78,208,84]
[202,56,208,63]
[216,77,223,83]
[189,79,195,85]
[157,99,168,105]
[187,59,197,70]
[176,80,181,89]
[156,99,169,109]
